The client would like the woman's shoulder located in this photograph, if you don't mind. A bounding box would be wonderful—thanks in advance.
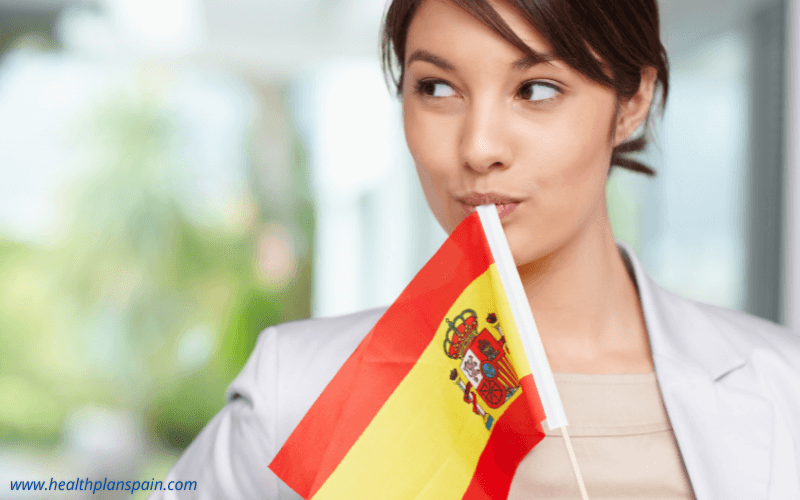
[266,305,389,355]
[641,271,800,393]
[668,294,800,403]
[232,305,389,383]
[686,297,800,361]
[225,306,389,432]
[637,261,800,364]
[622,242,800,361]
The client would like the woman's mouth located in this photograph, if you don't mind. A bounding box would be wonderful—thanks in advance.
[494,202,519,219]
[458,193,522,219]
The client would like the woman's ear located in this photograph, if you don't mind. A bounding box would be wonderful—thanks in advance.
[613,66,658,147]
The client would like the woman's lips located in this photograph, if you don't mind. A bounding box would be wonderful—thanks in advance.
[459,198,521,219]
[494,202,519,219]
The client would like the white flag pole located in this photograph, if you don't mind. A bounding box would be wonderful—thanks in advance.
[477,204,589,500]
[476,204,567,429]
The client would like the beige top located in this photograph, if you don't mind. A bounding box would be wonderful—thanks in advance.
[508,372,696,499]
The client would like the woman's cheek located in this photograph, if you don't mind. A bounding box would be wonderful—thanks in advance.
[409,125,463,230]
[418,165,450,227]
[538,113,609,200]
[408,139,457,232]
[511,133,607,262]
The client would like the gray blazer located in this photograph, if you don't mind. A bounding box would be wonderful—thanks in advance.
[150,242,800,499]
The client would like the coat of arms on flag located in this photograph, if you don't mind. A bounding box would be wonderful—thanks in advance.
[269,205,568,500]
[445,309,520,430]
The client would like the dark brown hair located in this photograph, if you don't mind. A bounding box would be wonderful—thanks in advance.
[380,0,669,175]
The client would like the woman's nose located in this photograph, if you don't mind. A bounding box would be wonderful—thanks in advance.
[459,100,512,173]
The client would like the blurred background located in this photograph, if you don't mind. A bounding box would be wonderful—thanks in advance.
[0,0,797,497]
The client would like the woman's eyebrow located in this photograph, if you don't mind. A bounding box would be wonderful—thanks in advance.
[406,48,556,72]
[514,52,558,70]
[407,49,455,71]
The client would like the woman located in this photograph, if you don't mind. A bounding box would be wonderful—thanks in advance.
[151,0,800,498]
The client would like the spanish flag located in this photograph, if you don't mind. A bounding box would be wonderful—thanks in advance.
[269,205,567,499]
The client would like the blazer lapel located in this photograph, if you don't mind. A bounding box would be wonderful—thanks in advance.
[617,242,773,500]
[654,356,772,499]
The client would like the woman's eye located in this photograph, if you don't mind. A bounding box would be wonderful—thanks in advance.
[520,82,560,102]
[415,79,456,98]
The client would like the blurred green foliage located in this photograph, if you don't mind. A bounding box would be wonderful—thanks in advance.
[0,76,313,452]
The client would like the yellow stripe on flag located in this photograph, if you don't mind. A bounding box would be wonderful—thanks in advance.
[313,264,526,500]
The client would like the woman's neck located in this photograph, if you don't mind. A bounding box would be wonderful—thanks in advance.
[517,202,653,374]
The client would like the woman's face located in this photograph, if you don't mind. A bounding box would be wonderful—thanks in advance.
[403,0,624,266]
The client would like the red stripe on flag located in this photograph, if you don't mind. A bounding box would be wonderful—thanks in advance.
[461,377,547,499]
[518,374,547,431]
[269,213,494,499]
